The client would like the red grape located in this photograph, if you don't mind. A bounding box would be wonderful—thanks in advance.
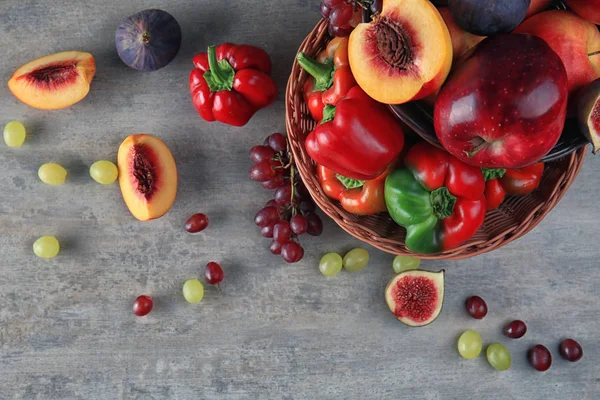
[273,221,292,243]
[205,262,224,287]
[249,145,275,163]
[560,339,583,362]
[290,215,308,235]
[133,295,153,316]
[269,240,282,255]
[255,206,280,227]
[281,241,304,263]
[328,24,354,37]
[465,296,488,319]
[504,320,527,339]
[185,213,209,233]
[306,213,323,236]
[529,345,552,372]
[250,159,279,182]
[275,185,293,205]
[299,200,316,214]
[265,199,280,211]
[329,2,353,27]
[261,224,275,238]
[266,133,287,153]
[295,181,310,199]
[261,175,286,190]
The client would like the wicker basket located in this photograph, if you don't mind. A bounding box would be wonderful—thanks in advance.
[285,19,587,260]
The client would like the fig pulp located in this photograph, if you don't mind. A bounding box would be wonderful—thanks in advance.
[576,78,600,153]
[385,270,444,327]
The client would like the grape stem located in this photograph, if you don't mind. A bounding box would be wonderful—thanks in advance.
[217,283,221,292]
[290,164,297,217]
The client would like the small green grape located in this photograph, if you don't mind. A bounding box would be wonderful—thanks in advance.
[392,255,420,273]
[3,121,26,147]
[183,279,204,303]
[90,160,118,184]
[38,163,67,185]
[33,236,60,259]
[487,343,512,371]
[457,330,483,359]
[343,248,369,272]
[319,253,343,277]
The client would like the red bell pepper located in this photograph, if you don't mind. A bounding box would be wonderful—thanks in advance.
[483,163,545,210]
[189,43,278,127]
[317,163,394,215]
[306,86,404,181]
[297,37,355,122]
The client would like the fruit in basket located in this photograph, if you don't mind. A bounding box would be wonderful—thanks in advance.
[348,0,452,104]
[438,8,485,67]
[576,78,600,154]
[384,142,486,254]
[306,87,404,180]
[39,163,67,185]
[514,11,600,98]
[189,43,277,127]
[483,163,544,210]
[385,269,444,327]
[434,34,568,169]
[457,330,483,359]
[566,0,600,25]
[115,9,181,71]
[526,0,552,18]
[448,0,530,36]
[320,0,362,37]
[529,345,552,372]
[8,51,96,110]
[117,134,177,221]
[3,121,26,148]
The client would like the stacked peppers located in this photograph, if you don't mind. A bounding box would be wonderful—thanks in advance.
[484,163,545,210]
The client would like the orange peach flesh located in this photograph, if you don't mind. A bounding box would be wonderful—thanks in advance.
[8,51,95,110]
[118,134,178,221]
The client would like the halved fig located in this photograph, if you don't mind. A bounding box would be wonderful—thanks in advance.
[385,269,445,327]
[8,51,95,110]
[117,134,178,221]
[576,78,600,154]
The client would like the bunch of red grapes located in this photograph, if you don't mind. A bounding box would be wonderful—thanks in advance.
[320,0,381,37]
[249,133,323,263]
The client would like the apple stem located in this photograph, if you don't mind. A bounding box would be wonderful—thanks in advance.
[589,50,600,57]
[465,137,488,159]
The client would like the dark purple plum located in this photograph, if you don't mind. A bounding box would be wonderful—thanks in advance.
[116,9,182,72]
[448,0,530,36]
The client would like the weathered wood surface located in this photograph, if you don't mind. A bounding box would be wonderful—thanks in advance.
[0,1,598,399]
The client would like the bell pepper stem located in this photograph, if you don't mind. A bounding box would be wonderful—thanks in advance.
[204,46,235,92]
[482,168,506,181]
[297,52,334,91]
[207,46,226,86]
[322,104,336,123]
[430,187,456,220]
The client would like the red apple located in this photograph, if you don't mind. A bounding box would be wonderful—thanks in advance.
[434,34,568,168]
[526,0,552,18]
[566,0,600,25]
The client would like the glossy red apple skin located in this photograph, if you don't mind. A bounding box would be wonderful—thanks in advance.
[434,34,568,168]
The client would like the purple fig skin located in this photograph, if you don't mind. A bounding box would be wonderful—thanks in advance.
[576,78,600,154]
[116,9,182,72]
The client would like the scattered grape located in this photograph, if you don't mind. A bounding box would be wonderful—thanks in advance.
[249,145,275,163]
[529,345,552,372]
[559,339,583,362]
[465,296,488,319]
[290,215,308,235]
[185,213,209,233]
[457,330,483,359]
[273,221,292,243]
[255,207,280,227]
[89,160,118,184]
[183,279,204,303]
[33,236,60,259]
[392,255,420,273]
[133,295,153,316]
[486,344,512,371]
[504,320,527,339]
[3,121,26,147]
[343,248,369,272]
[319,253,343,276]
[38,163,67,185]
[306,213,323,236]
[282,242,304,263]
[205,262,224,289]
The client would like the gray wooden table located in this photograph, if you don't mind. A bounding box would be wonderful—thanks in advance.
[0,1,598,399]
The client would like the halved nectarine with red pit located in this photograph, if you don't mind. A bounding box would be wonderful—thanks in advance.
[349,0,452,104]
[8,51,95,110]
[117,134,178,221]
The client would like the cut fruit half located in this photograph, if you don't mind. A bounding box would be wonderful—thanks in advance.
[8,51,96,110]
[385,269,445,327]
[576,78,600,154]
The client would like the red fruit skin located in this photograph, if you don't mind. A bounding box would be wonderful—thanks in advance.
[529,344,552,372]
[133,295,153,316]
[560,339,584,362]
[434,34,568,168]
[205,262,224,285]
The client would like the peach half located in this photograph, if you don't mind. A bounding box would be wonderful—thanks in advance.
[349,0,452,104]
[8,51,95,110]
[117,134,178,221]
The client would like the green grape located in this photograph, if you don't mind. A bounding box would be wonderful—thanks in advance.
[38,163,67,185]
[33,236,60,259]
[319,253,343,277]
[392,255,421,273]
[3,121,26,147]
[183,279,204,303]
[343,248,369,272]
[457,330,483,359]
[487,343,512,371]
[90,160,118,184]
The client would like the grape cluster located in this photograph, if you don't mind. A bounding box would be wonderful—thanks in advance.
[250,133,323,263]
[319,0,364,37]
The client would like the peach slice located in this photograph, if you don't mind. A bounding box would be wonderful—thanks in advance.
[8,51,95,110]
[349,0,452,104]
[117,134,178,221]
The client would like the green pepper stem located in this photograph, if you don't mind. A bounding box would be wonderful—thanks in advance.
[296,52,334,91]
[482,168,506,182]
[430,187,456,220]
[207,45,227,86]
[322,104,336,124]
